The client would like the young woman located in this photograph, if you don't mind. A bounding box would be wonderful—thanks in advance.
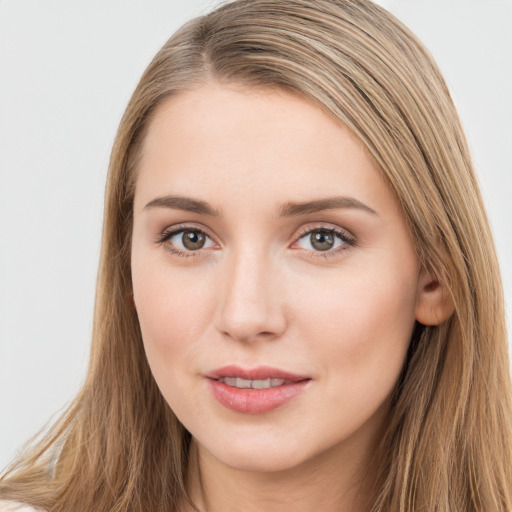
[1,0,511,510]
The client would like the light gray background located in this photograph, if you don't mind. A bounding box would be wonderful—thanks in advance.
[1,0,511,470]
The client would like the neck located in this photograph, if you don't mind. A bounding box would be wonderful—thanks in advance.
[184,432,381,512]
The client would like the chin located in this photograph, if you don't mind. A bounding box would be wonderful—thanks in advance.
[198,433,312,474]
[220,450,305,473]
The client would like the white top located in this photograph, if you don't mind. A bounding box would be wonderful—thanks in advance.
[0,502,42,512]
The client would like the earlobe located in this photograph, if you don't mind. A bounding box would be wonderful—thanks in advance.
[415,269,455,326]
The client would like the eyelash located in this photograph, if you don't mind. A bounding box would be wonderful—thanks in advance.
[157,223,356,259]
[293,225,356,258]
[157,223,215,259]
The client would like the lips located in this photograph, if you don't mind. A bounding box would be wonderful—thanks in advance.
[206,365,308,381]
[205,365,311,414]
[217,377,288,389]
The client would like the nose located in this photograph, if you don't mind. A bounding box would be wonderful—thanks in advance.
[215,249,287,344]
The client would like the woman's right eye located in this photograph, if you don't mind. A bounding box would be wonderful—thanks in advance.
[160,228,216,255]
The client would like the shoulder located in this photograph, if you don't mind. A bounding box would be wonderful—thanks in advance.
[0,502,44,512]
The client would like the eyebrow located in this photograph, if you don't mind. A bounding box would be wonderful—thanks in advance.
[144,194,377,217]
[144,195,220,216]
[277,196,378,217]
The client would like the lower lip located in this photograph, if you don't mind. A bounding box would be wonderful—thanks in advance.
[206,379,310,414]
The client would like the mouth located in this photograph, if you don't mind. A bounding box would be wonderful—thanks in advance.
[205,365,311,414]
[216,377,293,389]
[205,364,309,382]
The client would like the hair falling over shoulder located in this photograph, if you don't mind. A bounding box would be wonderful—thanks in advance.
[1,1,511,510]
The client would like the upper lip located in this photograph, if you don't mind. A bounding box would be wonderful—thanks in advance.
[205,365,310,382]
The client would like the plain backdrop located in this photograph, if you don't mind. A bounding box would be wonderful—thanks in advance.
[1,0,511,470]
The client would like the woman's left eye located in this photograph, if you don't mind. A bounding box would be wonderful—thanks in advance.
[295,228,354,253]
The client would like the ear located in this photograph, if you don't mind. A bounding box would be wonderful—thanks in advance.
[415,268,454,326]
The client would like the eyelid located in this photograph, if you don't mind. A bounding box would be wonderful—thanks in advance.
[156,222,356,259]
[157,223,220,257]
[293,223,354,240]
[291,224,356,256]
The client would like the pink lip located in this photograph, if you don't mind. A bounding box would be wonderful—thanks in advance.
[205,365,309,382]
[205,365,311,415]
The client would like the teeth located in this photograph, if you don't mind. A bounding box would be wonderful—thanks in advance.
[236,377,252,389]
[218,377,287,389]
[251,378,271,389]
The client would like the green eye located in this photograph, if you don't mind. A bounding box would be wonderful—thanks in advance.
[181,230,206,250]
[296,228,350,252]
[309,231,336,251]
[166,228,215,252]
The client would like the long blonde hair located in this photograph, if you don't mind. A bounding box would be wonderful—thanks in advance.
[1,1,510,510]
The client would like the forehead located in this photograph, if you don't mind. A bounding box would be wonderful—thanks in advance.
[135,83,393,214]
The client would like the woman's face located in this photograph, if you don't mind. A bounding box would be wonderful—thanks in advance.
[131,84,423,473]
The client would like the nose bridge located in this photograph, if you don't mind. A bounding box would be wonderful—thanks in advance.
[216,245,286,343]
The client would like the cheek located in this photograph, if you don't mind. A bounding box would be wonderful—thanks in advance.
[294,263,418,390]
[288,270,417,445]
[132,264,221,424]
[132,260,216,373]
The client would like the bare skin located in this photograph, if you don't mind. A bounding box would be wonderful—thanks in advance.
[131,83,449,512]
[182,416,384,512]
